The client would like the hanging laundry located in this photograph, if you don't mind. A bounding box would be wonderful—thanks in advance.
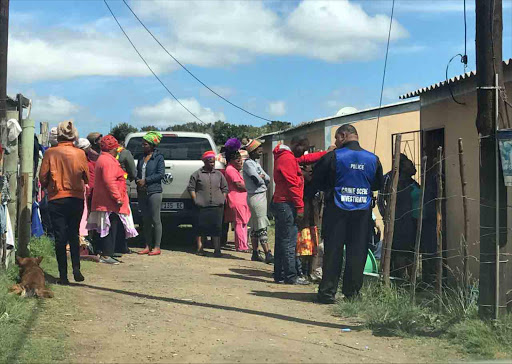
[31,201,44,238]
[5,207,14,249]
[6,119,22,142]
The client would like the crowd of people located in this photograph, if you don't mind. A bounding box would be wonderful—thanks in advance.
[40,119,435,304]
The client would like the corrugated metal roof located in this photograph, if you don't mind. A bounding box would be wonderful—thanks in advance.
[258,99,419,139]
[399,58,512,99]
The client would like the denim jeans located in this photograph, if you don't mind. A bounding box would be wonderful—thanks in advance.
[272,202,298,283]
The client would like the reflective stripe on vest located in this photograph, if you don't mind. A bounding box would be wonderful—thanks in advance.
[334,147,377,211]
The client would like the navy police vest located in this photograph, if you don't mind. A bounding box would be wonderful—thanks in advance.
[334,147,378,211]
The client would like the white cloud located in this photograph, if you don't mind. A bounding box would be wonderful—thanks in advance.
[8,0,409,83]
[132,97,225,127]
[267,101,287,117]
[30,95,81,122]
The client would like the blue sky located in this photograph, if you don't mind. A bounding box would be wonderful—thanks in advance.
[7,0,512,136]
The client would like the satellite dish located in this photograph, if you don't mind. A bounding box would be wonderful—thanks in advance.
[336,106,358,116]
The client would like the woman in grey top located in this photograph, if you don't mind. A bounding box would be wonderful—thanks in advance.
[188,151,228,257]
[242,139,274,264]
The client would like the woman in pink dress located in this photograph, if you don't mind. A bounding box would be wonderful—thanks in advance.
[225,151,251,252]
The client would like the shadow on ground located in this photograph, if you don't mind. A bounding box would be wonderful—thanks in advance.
[250,290,318,303]
[80,283,358,331]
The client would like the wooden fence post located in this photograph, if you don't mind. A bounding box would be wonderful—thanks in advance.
[436,146,444,311]
[411,156,428,301]
[458,138,470,297]
[381,133,402,287]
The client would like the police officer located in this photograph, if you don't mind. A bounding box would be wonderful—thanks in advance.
[312,124,383,304]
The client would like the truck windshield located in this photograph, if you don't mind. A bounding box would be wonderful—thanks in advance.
[126,136,212,160]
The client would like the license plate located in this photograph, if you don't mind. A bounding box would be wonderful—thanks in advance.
[162,202,184,210]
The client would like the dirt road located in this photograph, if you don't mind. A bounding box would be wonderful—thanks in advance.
[48,242,453,363]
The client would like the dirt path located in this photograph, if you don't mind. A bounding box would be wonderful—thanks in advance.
[50,244,453,363]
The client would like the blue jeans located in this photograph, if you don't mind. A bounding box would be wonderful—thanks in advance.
[272,202,298,283]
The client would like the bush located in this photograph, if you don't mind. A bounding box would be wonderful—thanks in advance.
[334,280,512,359]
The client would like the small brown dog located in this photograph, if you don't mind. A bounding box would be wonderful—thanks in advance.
[10,256,54,298]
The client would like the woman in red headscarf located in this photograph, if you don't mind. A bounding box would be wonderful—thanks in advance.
[188,151,228,257]
[87,135,138,264]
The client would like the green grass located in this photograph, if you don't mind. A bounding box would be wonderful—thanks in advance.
[0,236,91,364]
[333,280,512,360]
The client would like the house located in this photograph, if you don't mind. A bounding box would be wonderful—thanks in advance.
[259,99,420,229]
[399,58,512,280]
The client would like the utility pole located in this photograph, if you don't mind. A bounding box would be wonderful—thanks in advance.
[476,0,507,319]
[0,0,8,146]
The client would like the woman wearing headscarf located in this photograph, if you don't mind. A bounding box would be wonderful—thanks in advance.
[224,139,251,253]
[136,131,165,256]
[243,139,274,263]
[87,135,138,264]
[188,151,228,256]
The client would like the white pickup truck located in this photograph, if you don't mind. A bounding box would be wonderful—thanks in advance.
[125,131,219,226]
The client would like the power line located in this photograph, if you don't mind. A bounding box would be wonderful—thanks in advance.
[103,0,207,125]
[121,0,274,123]
[373,0,395,154]
[446,54,466,105]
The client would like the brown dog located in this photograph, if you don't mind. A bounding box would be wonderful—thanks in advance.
[9,256,53,298]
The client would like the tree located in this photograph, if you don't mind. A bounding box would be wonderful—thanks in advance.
[111,122,138,142]
[140,125,161,132]
[261,120,292,134]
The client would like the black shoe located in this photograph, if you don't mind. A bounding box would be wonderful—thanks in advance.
[73,270,85,282]
[286,277,310,286]
[316,295,336,304]
[213,250,222,258]
[251,250,264,262]
[265,251,274,264]
[57,278,70,285]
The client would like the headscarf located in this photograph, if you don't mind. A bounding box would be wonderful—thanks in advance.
[87,132,102,146]
[57,120,78,142]
[143,131,162,146]
[245,139,262,153]
[224,138,241,153]
[75,138,91,150]
[49,127,58,147]
[224,138,241,163]
[202,150,216,161]
[100,135,120,152]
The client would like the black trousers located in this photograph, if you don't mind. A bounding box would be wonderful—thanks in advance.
[318,205,371,300]
[48,197,84,279]
[100,213,122,257]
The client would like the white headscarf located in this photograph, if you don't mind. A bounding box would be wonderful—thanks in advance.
[75,138,91,150]
[49,127,58,147]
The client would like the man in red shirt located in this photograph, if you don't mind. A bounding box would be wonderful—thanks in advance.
[272,135,318,285]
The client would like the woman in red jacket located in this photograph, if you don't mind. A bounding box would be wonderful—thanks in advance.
[87,135,138,264]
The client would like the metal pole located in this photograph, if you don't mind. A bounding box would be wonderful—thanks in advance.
[495,73,500,320]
